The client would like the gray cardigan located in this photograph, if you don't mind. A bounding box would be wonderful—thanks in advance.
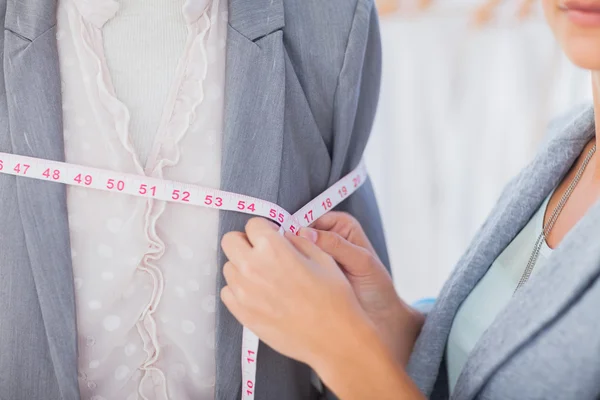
[408,105,600,400]
[0,0,388,399]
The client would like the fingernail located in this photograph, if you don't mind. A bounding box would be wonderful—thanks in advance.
[265,219,279,230]
[299,228,318,243]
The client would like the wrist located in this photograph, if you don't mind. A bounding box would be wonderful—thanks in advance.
[403,302,425,340]
[312,319,419,400]
[311,313,383,382]
[376,297,425,365]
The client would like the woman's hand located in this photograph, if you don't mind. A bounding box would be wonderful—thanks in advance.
[220,218,376,368]
[300,212,424,364]
[220,216,426,400]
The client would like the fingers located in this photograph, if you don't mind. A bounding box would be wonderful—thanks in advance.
[222,218,286,264]
[308,212,375,254]
[221,262,250,325]
[245,217,311,266]
[220,285,248,326]
[284,232,333,266]
[307,229,377,276]
[297,212,383,276]
[220,285,236,310]
[222,260,267,315]
[221,231,252,265]
[223,260,256,303]
[223,215,377,279]
[223,218,307,279]
[222,261,240,290]
[245,217,280,248]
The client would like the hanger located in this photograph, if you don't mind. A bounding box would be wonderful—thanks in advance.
[376,0,399,16]
[517,0,537,20]
[472,0,538,27]
[376,1,537,25]
[376,0,432,17]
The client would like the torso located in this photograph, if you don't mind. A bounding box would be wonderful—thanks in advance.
[57,0,227,398]
[0,1,384,398]
[446,138,600,393]
[446,191,554,392]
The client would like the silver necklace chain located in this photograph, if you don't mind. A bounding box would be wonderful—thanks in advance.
[514,144,597,293]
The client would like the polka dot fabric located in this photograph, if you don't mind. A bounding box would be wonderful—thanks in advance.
[57,0,227,398]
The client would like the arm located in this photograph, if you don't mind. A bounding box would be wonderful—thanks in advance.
[220,217,426,399]
[304,214,426,399]
[304,212,424,365]
[313,320,425,400]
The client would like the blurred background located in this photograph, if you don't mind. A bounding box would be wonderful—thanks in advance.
[365,0,592,303]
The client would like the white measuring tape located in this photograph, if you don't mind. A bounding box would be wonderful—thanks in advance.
[0,151,367,399]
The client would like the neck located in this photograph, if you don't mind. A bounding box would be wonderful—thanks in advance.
[591,72,600,178]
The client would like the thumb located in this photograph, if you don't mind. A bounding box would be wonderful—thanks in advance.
[310,212,376,255]
[302,228,379,277]
[284,232,339,270]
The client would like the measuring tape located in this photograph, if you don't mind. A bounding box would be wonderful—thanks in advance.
[0,151,367,399]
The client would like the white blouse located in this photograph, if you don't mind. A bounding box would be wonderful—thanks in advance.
[102,0,189,167]
[57,0,227,398]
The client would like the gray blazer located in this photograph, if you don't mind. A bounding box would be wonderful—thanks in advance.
[408,105,600,400]
[0,1,389,399]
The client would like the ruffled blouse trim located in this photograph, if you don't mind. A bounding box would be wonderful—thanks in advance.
[149,14,211,176]
[66,0,218,397]
[71,0,118,28]
[72,0,211,27]
[183,0,213,24]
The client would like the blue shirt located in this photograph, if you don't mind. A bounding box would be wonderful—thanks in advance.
[446,194,553,393]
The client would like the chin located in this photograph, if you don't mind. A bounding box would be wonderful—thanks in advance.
[560,36,600,70]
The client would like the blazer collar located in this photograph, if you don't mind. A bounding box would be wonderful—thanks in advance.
[451,106,598,399]
[4,0,79,399]
[215,1,287,397]
[453,170,600,400]
[5,0,286,42]
[229,0,285,41]
[5,0,56,41]
[408,105,595,397]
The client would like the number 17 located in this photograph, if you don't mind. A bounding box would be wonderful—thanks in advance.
[304,210,314,224]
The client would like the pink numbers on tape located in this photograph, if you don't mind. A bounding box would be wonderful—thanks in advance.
[0,151,367,399]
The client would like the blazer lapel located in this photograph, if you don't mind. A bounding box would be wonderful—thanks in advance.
[4,1,79,399]
[453,199,600,400]
[408,106,595,396]
[451,111,596,400]
[216,0,286,398]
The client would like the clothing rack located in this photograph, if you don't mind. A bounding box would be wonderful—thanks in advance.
[377,0,541,26]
